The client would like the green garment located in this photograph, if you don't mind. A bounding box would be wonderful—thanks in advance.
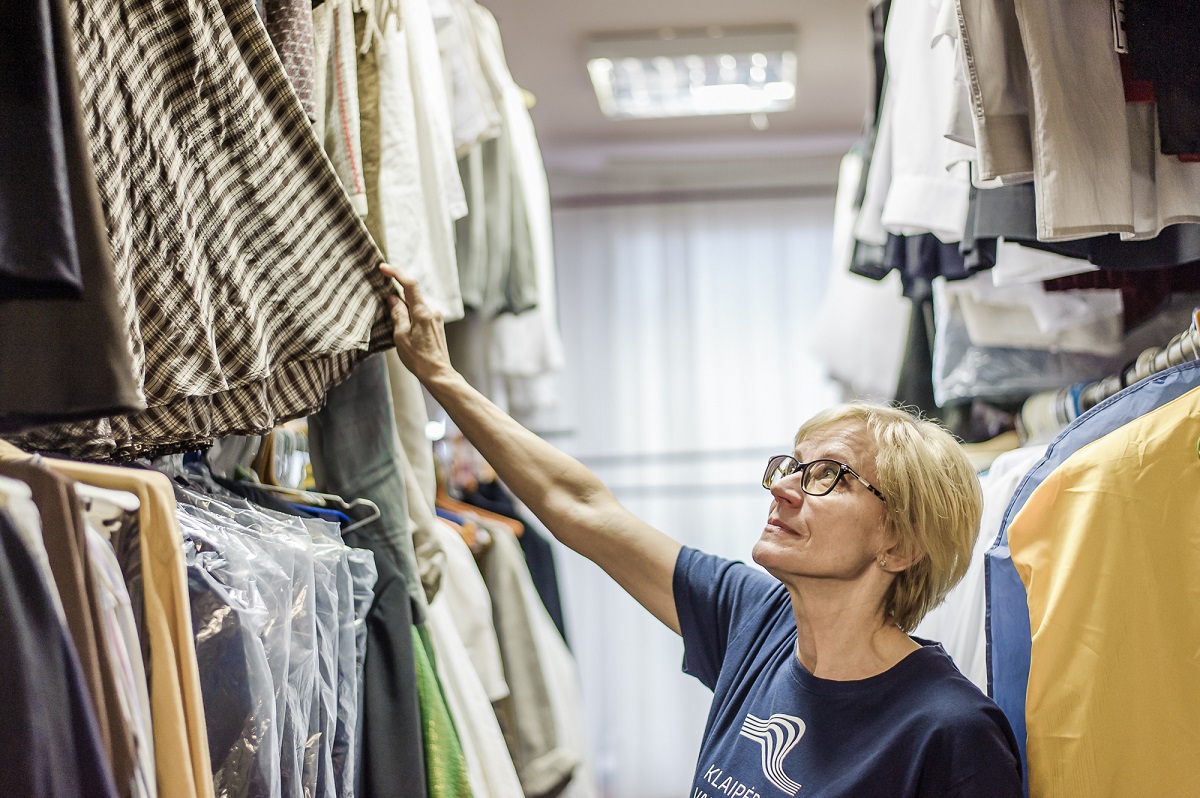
[413,624,473,798]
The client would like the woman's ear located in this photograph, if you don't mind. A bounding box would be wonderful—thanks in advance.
[879,537,923,573]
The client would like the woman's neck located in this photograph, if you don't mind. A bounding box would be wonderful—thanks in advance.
[785,581,919,681]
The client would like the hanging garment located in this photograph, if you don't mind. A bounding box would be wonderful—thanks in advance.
[0,0,143,434]
[0,459,138,798]
[427,521,523,797]
[914,446,1045,690]
[943,273,1125,356]
[326,526,366,798]
[856,0,974,245]
[261,0,317,120]
[341,507,429,798]
[459,481,567,644]
[431,519,508,702]
[491,525,594,798]
[961,182,1200,274]
[343,542,378,798]
[309,354,429,614]
[814,149,911,402]
[85,521,159,798]
[434,0,502,155]
[955,0,1034,183]
[986,359,1200,779]
[1007,385,1200,797]
[312,0,367,215]
[883,233,971,301]
[454,0,539,320]
[479,524,579,798]
[179,509,280,798]
[413,625,475,798]
[0,511,120,798]
[0,0,85,299]
[966,0,1200,241]
[1126,0,1200,156]
[0,474,65,620]
[36,459,214,798]
[375,2,466,322]
[10,0,392,460]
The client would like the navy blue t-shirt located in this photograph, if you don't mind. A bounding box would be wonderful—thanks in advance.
[674,547,1022,798]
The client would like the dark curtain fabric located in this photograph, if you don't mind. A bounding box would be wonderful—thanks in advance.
[0,510,120,798]
[341,506,429,798]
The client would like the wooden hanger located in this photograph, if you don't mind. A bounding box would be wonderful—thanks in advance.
[436,484,523,537]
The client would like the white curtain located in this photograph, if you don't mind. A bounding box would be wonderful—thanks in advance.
[545,194,841,797]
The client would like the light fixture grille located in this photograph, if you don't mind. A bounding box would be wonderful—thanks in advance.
[587,27,798,120]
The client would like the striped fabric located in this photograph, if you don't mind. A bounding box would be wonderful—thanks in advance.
[14,0,393,460]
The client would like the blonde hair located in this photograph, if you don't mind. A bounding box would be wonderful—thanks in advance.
[794,402,983,632]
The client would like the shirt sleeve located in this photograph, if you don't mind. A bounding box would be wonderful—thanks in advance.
[672,546,784,690]
[925,701,1025,797]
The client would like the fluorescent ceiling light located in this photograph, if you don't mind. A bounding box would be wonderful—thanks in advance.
[587,26,798,120]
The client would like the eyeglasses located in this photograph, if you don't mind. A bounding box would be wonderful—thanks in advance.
[762,455,886,503]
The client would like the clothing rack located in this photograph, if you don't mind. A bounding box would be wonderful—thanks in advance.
[1077,307,1200,412]
[1018,308,1200,443]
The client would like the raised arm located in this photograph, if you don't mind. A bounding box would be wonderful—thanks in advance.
[381,263,683,634]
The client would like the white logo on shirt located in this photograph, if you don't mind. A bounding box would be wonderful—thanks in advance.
[739,713,805,795]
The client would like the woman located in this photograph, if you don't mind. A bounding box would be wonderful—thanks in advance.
[380,263,1023,797]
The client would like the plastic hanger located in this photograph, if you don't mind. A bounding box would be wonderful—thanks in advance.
[247,482,382,534]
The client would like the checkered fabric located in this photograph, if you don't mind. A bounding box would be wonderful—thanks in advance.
[12,0,393,460]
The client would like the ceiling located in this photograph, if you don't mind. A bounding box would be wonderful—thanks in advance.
[481,0,872,176]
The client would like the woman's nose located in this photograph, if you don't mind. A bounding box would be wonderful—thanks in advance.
[770,474,805,505]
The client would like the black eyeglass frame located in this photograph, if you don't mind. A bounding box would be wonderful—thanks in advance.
[762,454,887,503]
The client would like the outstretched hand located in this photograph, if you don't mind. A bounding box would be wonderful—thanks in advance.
[380,263,453,382]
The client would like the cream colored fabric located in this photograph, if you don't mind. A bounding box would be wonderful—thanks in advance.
[427,521,523,797]
[46,461,213,798]
[433,519,508,702]
[376,0,465,321]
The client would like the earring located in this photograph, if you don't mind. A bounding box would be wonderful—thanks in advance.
[879,559,887,569]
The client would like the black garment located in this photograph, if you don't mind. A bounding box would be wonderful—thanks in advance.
[894,298,941,421]
[883,233,971,302]
[212,475,309,516]
[1126,0,1200,155]
[462,481,568,644]
[341,506,428,798]
[848,0,892,279]
[185,544,277,798]
[0,0,143,433]
[962,182,1200,272]
[0,0,85,299]
[0,510,120,798]
[517,527,568,645]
